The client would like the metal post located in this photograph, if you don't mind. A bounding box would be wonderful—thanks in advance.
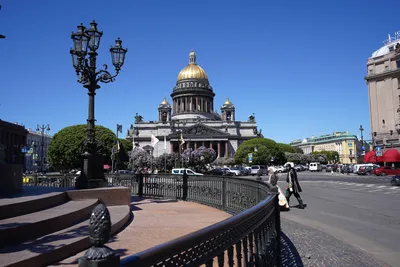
[116,125,119,173]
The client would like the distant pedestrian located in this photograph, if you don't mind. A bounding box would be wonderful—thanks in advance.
[285,163,305,209]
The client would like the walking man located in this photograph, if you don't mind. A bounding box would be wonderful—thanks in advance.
[285,163,305,209]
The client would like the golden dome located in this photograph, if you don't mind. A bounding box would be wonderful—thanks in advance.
[159,97,171,108]
[160,97,169,105]
[177,50,208,81]
[223,97,233,105]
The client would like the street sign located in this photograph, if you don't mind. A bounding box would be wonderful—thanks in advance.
[376,151,382,157]
[248,153,253,163]
[376,146,381,151]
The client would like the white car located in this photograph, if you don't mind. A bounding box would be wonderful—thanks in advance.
[275,166,285,173]
[171,168,204,176]
[223,167,241,176]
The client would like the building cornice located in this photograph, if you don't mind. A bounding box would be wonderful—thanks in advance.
[365,68,400,81]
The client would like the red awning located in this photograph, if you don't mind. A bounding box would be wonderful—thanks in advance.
[382,149,400,162]
[363,150,384,163]
[103,164,111,169]
[363,151,376,163]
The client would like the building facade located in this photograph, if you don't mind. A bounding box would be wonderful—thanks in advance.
[127,51,261,157]
[290,131,367,164]
[0,120,28,166]
[25,128,52,172]
[366,31,400,153]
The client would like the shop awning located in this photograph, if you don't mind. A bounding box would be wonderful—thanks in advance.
[382,149,400,162]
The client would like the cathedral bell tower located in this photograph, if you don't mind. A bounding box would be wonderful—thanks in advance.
[221,97,235,122]
[158,97,172,123]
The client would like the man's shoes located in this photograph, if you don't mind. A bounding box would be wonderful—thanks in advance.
[298,199,305,209]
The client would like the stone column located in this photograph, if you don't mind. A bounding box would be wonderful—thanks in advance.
[209,142,213,149]
[185,97,188,112]
[170,142,174,153]
[194,142,197,150]
[217,142,221,158]
[187,141,190,150]
[202,141,205,147]
[225,141,228,158]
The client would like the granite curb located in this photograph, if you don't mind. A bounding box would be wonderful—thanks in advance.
[281,218,390,267]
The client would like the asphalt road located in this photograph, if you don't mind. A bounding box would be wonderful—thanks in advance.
[255,171,400,267]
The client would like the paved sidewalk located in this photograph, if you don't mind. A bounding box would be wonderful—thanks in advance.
[51,197,231,266]
[281,218,390,267]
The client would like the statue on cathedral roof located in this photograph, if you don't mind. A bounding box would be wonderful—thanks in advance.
[135,113,143,123]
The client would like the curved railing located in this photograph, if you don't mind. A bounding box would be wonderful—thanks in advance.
[24,173,281,266]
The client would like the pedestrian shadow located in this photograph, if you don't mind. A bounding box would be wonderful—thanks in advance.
[280,231,304,267]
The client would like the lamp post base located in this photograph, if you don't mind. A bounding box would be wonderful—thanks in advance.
[75,153,108,189]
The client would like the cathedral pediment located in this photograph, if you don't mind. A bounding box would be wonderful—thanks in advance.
[170,123,230,138]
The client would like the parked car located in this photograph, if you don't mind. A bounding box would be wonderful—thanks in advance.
[326,164,333,172]
[309,162,322,172]
[204,168,234,176]
[226,167,242,176]
[356,166,376,175]
[171,168,204,176]
[250,165,268,176]
[373,166,400,176]
[275,166,286,173]
[391,175,400,186]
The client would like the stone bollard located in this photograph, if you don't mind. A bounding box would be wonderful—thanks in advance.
[79,203,120,267]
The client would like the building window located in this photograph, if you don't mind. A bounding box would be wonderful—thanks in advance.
[398,78,400,89]
[389,46,394,52]
[383,119,386,124]
[397,60,400,69]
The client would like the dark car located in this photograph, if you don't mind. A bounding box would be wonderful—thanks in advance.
[357,166,376,175]
[204,168,234,176]
[391,175,400,186]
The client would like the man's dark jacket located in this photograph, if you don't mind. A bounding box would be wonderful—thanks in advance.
[286,168,302,193]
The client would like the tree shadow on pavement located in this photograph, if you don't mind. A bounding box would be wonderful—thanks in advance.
[280,231,304,267]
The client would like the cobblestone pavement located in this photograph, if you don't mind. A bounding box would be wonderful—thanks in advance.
[281,218,390,267]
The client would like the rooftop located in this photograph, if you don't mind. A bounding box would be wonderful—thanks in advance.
[290,131,358,145]
[370,30,400,58]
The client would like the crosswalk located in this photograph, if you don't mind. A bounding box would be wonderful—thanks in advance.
[299,180,400,195]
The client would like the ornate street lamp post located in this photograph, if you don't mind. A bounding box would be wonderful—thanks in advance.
[36,124,50,173]
[70,21,127,189]
[359,125,365,156]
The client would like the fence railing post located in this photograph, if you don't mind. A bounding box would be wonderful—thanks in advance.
[182,171,188,201]
[138,173,144,197]
[222,177,227,210]
[79,203,120,267]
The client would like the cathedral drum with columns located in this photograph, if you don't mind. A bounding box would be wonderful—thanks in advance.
[127,51,261,158]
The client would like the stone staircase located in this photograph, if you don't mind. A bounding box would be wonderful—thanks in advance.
[0,187,131,267]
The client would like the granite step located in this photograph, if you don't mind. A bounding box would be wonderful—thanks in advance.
[0,199,98,248]
[0,205,131,267]
[0,192,68,220]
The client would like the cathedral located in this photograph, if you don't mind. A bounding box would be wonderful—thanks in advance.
[127,51,261,157]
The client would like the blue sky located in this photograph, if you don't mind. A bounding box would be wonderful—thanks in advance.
[1,0,399,143]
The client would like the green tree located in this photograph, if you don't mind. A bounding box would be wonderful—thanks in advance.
[155,153,177,172]
[48,125,115,171]
[276,143,297,153]
[293,146,304,154]
[235,138,286,165]
[312,150,338,163]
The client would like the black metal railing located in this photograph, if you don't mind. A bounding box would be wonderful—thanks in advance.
[24,172,281,266]
[23,174,76,188]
